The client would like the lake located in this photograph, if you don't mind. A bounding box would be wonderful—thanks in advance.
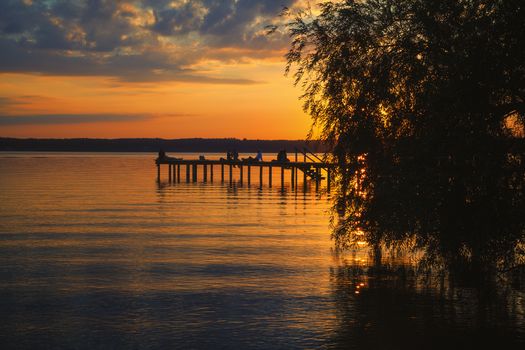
[0,152,523,349]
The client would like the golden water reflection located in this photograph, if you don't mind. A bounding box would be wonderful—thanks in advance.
[0,152,523,349]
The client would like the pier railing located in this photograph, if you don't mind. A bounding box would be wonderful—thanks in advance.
[293,147,331,183]
[294,146,325,164]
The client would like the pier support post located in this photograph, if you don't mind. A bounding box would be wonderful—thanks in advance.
[269,166,272,187]
[281,166,285,190]
[177,164,181,183]
[221,164,224,182]
[259,165,263,187]
[295,165,298,191]
[291,167,295,188]
[303,168,307,192]
[248,166,251,185]
[229,164,233,184]
[240,165,243,185]
[304,152,307,192]
[193,164,198,182]
[157,164,160,182]
[203,164,208,182]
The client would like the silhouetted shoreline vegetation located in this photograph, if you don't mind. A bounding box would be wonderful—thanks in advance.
[0,138,327,153]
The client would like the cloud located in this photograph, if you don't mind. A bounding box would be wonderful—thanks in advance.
[0,96,17,108]
[0,95,57,114]
[0,0,300,83]
[0,113,153,125]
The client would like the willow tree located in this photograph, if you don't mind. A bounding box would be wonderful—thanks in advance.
[285,0,525,270]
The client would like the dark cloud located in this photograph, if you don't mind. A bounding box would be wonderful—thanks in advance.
[0,96,17,108]
[152,0,296,49]
[0,113,153,125]
[0,37,259,83]
[151,1,206,35]
[0,95,42,112]
[0,0,299,82]
[0,97,12,114]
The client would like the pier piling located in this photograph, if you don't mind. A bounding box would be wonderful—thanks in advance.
[240,165,244,185]
[303,168,307,191]
[281,167,284,190]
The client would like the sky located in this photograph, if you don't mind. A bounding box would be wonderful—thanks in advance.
[0,0,314,139]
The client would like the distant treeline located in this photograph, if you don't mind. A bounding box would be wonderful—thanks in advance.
[0,138,328,153]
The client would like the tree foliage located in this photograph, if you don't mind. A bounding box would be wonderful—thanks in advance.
[285,0,525,270]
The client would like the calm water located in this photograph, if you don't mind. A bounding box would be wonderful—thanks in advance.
[0,152,524,349]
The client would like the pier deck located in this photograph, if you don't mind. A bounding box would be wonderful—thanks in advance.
[156,156,334,191]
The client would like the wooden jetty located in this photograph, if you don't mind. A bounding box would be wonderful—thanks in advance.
[155,148,334,192]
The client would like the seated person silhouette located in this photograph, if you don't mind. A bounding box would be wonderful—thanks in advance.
[158,149,182,161]
[243,150,263,163]
[273,150,289,162]
[221,150,232,161]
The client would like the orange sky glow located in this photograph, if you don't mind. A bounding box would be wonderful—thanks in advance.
[0,0,316,139]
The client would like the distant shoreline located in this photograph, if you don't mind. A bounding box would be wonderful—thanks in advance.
[0,138,327,153]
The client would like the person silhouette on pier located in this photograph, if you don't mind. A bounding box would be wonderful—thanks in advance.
[276,150,289,162]
[255,150,263,162]
[241,150,262,163]
[233,150,239,162]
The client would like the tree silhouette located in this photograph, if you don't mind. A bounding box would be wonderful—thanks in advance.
[284,0,525,271]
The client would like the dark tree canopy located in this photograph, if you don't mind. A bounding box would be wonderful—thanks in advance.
[285,0,525,271]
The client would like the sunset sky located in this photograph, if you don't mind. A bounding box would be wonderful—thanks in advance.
[0,0,314,139]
